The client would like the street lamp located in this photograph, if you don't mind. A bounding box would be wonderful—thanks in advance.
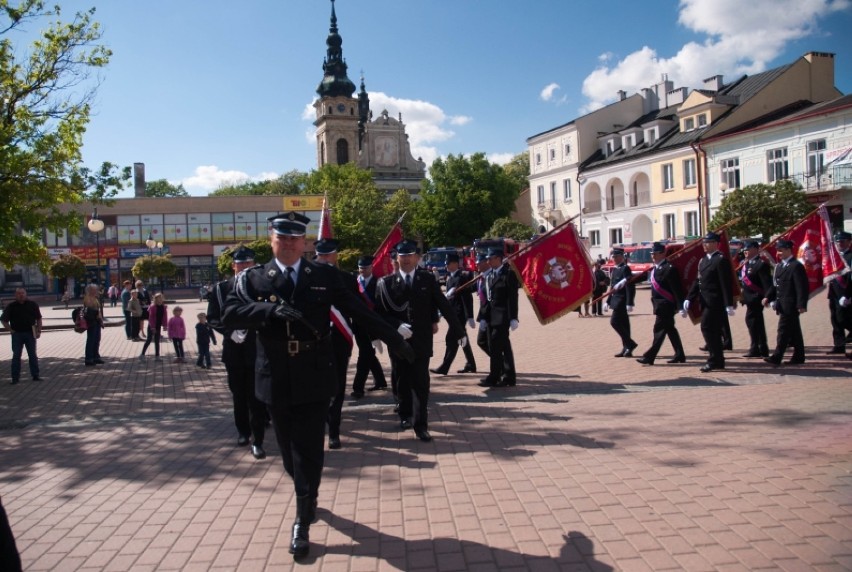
[145,230,156,254]
[87,208,105,285]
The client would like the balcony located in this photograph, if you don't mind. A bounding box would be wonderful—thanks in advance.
[788,164,852,193]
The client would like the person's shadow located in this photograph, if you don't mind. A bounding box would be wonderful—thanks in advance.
[313,511,614,570]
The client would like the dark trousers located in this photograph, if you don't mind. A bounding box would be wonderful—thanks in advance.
[744,300,769,355]
[700,305,725,366]
[84,323,102,363]
[268,399,328,499]
[0,497,21,572]
[477,327,490,355]
[829,298,852,349]
[397,355,431,430]
[591,293,604,316]
[772,309,805,360]
[196,343,212,368]
[225,358,266,443]
[487,324,515,382]
[437,328,476,372]
[10,332,38,382]
[610,305,635,350]
[141,327,161,356]
[123,310,133,338]
[644,308,684,361]
[172,339,185,358]
[327,342,351,439]
[352,330,386,392]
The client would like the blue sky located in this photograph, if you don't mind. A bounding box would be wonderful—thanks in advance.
[38,0,852,196]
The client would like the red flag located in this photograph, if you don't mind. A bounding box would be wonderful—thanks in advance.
[318,193,333,240]
[371,222,403,279]
[762,205,849,297]
[508,222,594,325]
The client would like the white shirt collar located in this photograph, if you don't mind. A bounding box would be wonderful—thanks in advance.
[275,258,302,280]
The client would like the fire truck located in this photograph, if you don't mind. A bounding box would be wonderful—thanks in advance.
[602,241,684,279]
[466,237,522,271]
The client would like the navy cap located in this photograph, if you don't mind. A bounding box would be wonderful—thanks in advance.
[446,253,460,263]
[835,231,852,241]
[314,238,339,255]
[745,240,760,249]
[486,248,502,258]
[229,245,255,263]
[651,242,666,253]
[357,255,374,267]
[776,238,794,250]
[611,248,625,256]
[395,239,420,255]
[703,232,721,242]
[267,212,309,236]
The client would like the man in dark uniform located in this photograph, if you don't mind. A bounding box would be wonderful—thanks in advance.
[826,231,852,356]
[430,253,477,375]
[684,232,736,372]
[0,288,42,385]
[591,259,609,316]
[763,239,809,366]
[636,242,685,365]
[479,249,520,387]
[375,239,466,442]
[606,248,637,357]
[222,212,414,559]
[207,246,267,459]
[351,255,388,396]
[739,240,773,358]
[474,253,491,357]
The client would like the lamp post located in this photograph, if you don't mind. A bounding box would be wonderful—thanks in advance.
[87,208,105,285]
[157,241,165,292]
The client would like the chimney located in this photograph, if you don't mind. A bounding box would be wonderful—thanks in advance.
[703,75,724,91]
[667,87,688,106]
[133,163,146,197]
[617,89,627,101]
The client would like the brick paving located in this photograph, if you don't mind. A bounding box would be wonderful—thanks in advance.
[1,289,850,571]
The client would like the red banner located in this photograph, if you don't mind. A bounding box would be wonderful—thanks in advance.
[371,223,403,279]
[70,245,120,265]
[508,222,593,325]
[318,193,334,241]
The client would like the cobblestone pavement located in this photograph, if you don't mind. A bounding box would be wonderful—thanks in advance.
[1,289,850,571]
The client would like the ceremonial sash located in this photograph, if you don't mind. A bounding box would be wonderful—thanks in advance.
[330,306,353,348]
[741,263,764,294]
[358,277,375,310]
[649,267,675,304]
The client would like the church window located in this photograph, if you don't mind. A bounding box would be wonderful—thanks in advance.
[336,139,349,165]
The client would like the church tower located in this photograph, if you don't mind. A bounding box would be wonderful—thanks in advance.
[313,0,426,195]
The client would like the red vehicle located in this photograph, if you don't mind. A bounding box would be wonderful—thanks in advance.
[602,241,684,279]
[466,237,521,271]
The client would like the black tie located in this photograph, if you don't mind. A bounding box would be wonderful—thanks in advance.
[283,267,295,299]
[405,274,412,290]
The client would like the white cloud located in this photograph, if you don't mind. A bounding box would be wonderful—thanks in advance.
[580,0,849,112]
[180,165,279,193]
[540,82,560,101]
[486,152,515,165]
[450,115,473,126]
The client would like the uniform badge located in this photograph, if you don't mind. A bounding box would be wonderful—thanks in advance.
[305,267,311,274]
[267,269,277,278]
[270,295,278,302]
[288,213,295,220]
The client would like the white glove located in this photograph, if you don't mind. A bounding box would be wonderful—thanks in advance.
[770,301,776,310]
[230,330,247,344]
[458,336,468,348]
[683,300,690,312]
[614,279,627,290]
[603,303,609,313]
[626,305,634,313]
[372,340,384,354]
[445,287,456,299]
[467,318,476,329]
[478,319,487,332]
[679,309,687,318]
[397,323,413,340]
[726,306,736,317]
[510,319,519,331]
[840,296,850,307]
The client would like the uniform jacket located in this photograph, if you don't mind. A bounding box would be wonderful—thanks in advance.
[445,269,475,322]
[766,258,809,315]
[687,251,734,309]
[482,263,520,326]
[740,255,773,305]
[207,277,258,367]
[606,263,635,309]
[375,268,464,357]
[649,259,684,314]
[593,268,610,296]
[222,258,405,405]
[827,249,852,301]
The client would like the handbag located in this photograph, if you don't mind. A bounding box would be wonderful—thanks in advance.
[74,308,88,333]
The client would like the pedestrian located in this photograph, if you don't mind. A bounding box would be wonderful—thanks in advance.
[127,290,143,341]
[82,284,104,366]
[107,282,119,307]
[478,248,520,387]
[221,212,413,559]
[763,239,809,366]
[591,259,609,316]
[168,306,187,363]
[350,255,388,396]
[740,240,772,358]
[826,231,852,356]
[207,245,267,457]
[195,312,217,369]
[636,242,686,365]
[684,232,736,372]
[140,292,167,361]
[135,279,151,338]
[605,248,638,357]
[120,280,133,340]
[0,288,42,385]
[430,252,478,375]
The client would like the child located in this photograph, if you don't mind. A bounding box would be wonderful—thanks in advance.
[127,290,143,341]
[140,293,167,361]
[168,306,187,363]
[195,312,217,369]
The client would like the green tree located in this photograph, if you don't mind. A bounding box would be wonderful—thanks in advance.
[145,179,189,197]
[486,217,536,242]
[49,253,86,281]
[0,2,130,270]
[210,170,308,196]
[131,255,178,288]
[411,153,520,246]
[708,180,813,241]
[501,151,530,194]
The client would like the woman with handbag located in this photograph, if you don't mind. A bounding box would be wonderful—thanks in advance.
[140,293,167,361]
[82,284,104,366]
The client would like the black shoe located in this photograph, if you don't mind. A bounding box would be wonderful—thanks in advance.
[429,367,448,376]
[501,377,516,387]
[764,356,782,366]
[826,347,845,354]
[400,419,412,430]
[328,436,341,450]
[614,350,627,358]
[699,363,724,373]
[9,379,18,385]
[393,402,400,413]
[457,365,476,374]
[478,377,497,387]
[415,429,433,442]
[366,385,387,391]
[94,359,105,365]
[32,376,42,381]
[742,352,762,358]
[622,349,634,358]
[636,357,654,365]
[627,341,638,352]
[350,391,365,399]
[785,358,805,365]
[237,435,250,446]
[723,344,733,351]
[666,356,686,364]
[251,444,266,459]
[699,345,708,352]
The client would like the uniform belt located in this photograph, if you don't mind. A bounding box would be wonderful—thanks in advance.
[286,335,329,356]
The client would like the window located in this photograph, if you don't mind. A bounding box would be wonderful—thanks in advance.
[663,214,676,239]
[549,182,557,208]
[697,114,707,127]
[563,179,572,202]
[609,227,623,246]
[767,148,788,183]
[564,143,571,156]
[684,117,695,131]
[549,148,556,161]
[662,163,675,191]
[590,230,600,247]
[606,140,615,156]
[807,139,826,177]
[645,127,657,145]
[336,138,349,165]
[683,158,697,187]
[685,211,699,238]
[537,185,545,204]
[721,158,740,189]
[535,153,541,166]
